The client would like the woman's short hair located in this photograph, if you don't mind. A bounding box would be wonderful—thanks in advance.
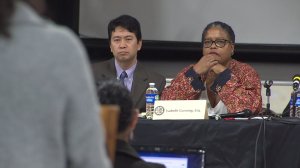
[201,21,235,45]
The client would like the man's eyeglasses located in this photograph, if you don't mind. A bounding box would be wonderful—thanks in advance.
[203,39,231,48]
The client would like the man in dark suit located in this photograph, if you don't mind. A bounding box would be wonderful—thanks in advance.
[92,15,166,112]
[97,80,165,168]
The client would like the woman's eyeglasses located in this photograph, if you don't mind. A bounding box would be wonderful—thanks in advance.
[203,39,232,48]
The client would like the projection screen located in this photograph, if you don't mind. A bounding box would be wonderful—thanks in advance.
[79,0,300,44]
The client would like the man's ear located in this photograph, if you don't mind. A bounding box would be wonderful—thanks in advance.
[137,40,142,51]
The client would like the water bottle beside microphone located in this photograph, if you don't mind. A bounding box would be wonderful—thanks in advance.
[145,83,159,119]
[289,75,300,117]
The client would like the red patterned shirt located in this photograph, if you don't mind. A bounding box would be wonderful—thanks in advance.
[161,59,262,114]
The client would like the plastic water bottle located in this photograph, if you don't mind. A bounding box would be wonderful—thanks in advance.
[145,83,159,119]
[289,88,300,117]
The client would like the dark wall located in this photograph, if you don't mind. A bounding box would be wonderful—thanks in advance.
[83,38,300,63]
[45,0,79,33]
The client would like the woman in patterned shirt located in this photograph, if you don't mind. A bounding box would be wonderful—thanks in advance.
[161,21,262,116]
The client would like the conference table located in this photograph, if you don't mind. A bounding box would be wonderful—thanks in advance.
[131,118,300,168]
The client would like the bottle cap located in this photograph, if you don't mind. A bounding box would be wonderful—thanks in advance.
[149,82,155,86]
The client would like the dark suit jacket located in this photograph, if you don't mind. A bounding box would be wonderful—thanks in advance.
[115,140,166,168]
[91,58,166,112]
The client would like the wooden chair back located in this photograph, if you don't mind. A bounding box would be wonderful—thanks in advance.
[100,104,120,163]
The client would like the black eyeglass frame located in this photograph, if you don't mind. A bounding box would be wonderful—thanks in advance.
[203,39,232,48]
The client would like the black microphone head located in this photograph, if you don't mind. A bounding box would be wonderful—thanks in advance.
[264,80,273,88]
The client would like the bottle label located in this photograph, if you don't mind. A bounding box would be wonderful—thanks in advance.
[296,96,300,106]
[290,94,300,105]
[146,94,157,104]
[290,92,300,117]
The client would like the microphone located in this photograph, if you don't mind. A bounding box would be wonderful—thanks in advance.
[292,74,300,91]
[213,109,252,120]
[263,80,273,88]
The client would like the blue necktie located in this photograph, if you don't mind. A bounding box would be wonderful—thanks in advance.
[119,71,128,86]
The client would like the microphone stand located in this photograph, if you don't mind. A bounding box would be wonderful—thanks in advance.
[263,80,273,116]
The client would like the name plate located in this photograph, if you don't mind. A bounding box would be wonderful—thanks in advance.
[153,100,208,120]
